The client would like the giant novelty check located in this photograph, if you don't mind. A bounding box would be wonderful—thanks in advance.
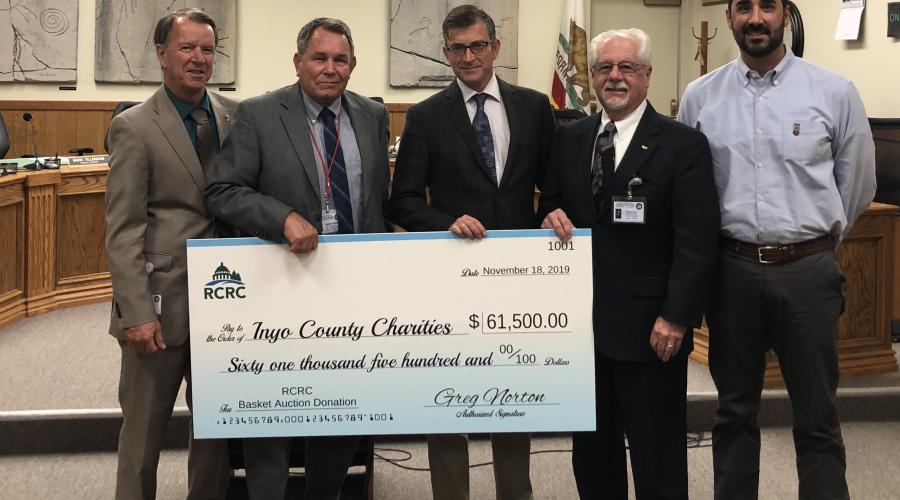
[187,229,595,439]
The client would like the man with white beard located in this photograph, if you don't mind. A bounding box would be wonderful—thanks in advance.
[538,28,720,499]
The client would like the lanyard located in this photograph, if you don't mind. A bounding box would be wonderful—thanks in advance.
[306,112,343,200]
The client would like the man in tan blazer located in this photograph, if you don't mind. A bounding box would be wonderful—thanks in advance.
[105,8,237,499]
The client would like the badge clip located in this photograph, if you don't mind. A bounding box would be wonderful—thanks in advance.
[626,176,643,200]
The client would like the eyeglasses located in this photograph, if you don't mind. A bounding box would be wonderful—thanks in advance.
[445,40,493,56]
[592,61,645,76]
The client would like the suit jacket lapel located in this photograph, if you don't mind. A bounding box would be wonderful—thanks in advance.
[151,87,205,194]
[344,93,375,218]
[574,115,603,222]
[597,104,660,219]
[444,81,495,184]
[612,104,659,192]
[498,79,521,190]
[279,85,322,200]
[209,93,233,146]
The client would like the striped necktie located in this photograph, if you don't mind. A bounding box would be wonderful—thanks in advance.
[319,108,354,234]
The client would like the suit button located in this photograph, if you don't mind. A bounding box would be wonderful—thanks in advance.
[315,214,322,222]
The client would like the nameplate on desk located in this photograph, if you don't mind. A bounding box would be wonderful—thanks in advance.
[68,155,109,166]
[187,230,596,439]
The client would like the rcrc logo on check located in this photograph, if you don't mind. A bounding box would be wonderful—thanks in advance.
[204,262,246,300]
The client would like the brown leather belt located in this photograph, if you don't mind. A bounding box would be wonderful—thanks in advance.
[720,235,833,264]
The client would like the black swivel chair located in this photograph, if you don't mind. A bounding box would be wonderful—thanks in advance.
[0,113,10,159]
[553,108,588,127]
[103,101,141,153]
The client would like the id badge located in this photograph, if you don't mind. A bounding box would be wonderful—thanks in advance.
[612,196,646,224]
[322,208,339,234]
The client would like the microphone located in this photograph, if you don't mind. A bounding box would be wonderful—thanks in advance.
[22,112,41,170]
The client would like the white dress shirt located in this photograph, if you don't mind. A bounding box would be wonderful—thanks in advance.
[595,99,647,171]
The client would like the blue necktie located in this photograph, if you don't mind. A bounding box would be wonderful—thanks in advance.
[319,108,354,234]
[472,93,497,185]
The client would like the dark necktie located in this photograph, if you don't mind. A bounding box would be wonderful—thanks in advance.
[592,121,617,197]
[472,93,497,185]
[319,108,354,234]
[190,107,216,171]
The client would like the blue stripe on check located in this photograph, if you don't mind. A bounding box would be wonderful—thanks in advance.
[186,229,590,247]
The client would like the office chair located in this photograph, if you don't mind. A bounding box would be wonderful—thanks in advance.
[103,101,141,153]
[553,108,588,127]
[0,113,10,158]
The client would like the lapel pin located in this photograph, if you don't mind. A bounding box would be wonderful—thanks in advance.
[641,145,648,150]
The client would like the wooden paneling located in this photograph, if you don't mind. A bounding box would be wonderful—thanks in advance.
[0,165,113,323]
[0,202,23,294]
[387,103,410,146]
[75,110,114,155]
[895,216,900,334]
[0,101,119,159]
[691,203,899,387]
[0,178,26,329]
[3,100,412,161]
[57,193,108,280]
[25,176,59,310]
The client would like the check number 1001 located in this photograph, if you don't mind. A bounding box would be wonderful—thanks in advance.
[547,240,575,251]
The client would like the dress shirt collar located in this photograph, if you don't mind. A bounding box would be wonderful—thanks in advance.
[599,99,647,140]
[734,46,795,87]
[457,73,501,104]
[164,85,211,120]
[301,87,343,124]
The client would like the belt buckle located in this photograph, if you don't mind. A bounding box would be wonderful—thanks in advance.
[757,246,780,264]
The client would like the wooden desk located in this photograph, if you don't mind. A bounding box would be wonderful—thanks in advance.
[690,202,899,387]
[0,165,111,329]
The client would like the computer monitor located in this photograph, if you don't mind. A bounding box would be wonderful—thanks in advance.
[869,118,900,207]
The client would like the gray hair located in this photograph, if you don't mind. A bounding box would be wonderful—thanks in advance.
[153,8,218,47]
[589,28,652,68]
[296,17,354,55]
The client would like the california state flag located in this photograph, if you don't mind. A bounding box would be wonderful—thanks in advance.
[552,0,590,114]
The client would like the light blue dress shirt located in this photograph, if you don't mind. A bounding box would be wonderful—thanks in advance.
[301,90,363,233]
[678,49,876,244]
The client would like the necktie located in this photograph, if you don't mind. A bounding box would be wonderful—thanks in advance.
[190,108,215,171]
[592,121,617,197]
[319,108,354,234]
[472,93,497,185]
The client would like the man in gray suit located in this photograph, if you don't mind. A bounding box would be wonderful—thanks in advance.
[205,17,391,499]
[105,8,236,500]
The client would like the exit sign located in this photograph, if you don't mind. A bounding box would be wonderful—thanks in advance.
[890,2,900,37]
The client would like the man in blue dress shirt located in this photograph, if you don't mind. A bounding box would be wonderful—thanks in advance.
[678,1,876,498]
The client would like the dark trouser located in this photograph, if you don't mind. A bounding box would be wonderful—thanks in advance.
[572,351,688,500]
[426,433,533,500]
[242,435,360,500]
[708,250,849,500]
[116,342,232,500]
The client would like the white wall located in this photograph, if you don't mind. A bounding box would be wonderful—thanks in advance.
[1,0,567,103]
[592,0,682,116]
[2,0,897,117]
[680,0,900,117]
